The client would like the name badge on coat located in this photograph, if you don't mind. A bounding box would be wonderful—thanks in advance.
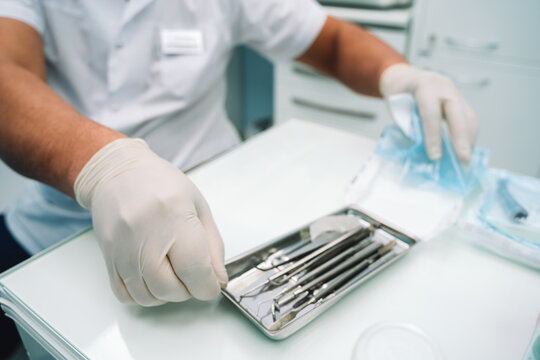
[160,29,204,55]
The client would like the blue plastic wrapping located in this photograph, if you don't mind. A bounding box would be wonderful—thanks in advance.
[376,94,488,195]
[478,169,540,249]
[345,94,486,241]
[349,94,539,267]
[522,318,540,360]
[457,169,540,269]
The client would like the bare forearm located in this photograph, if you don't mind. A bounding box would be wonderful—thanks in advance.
[331,20,406,97]
[297,16,406,97]
[0,61,124,196]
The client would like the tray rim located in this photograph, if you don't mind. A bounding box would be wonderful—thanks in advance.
[221,204,421,339]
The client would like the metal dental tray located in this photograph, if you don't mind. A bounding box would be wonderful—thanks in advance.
[221,206,419,339]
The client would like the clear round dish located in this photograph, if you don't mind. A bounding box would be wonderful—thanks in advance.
[352,322,445,360]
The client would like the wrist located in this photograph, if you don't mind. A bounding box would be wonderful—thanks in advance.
[73,138,152,209]
[65,123,126,195]
[378,63,421,97]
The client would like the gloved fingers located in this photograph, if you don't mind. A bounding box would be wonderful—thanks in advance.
[196,199,228,288]
[463,100,479,145]
[443,97,473,161]
[108,263,135,304]
[415,88,443,160]
[117,264,166,307]
[142,255,192,302]
[168,213,221,300]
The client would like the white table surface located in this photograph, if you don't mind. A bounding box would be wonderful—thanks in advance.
[1,119,539,360]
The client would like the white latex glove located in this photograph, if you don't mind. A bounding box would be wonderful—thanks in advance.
[380,63,478,161]
[74,138,227,306]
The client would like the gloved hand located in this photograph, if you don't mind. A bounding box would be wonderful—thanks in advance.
[380,63,478,161]
[74,138,228,306]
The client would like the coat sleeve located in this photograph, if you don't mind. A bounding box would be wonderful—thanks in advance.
[229,0,327,62]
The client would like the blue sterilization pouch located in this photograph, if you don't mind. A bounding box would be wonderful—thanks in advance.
[345,94,488,241]
[478,169,540,249]
[375,94,488,195]
[457,167,540,269]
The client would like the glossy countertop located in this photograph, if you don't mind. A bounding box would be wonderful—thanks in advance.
[1,119,539,359]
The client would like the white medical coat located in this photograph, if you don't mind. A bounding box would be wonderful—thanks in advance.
[0,0,327,253]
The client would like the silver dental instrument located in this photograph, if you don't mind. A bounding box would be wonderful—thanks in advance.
[256,215,370,271]
[268,240,396,330]
[251,235,373,316]
[273,240,381,311]
[271,240,396,320]
[266,226,371,283]
[255,231,341,271]
[335,246,399,296]
[240,226,371,297]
